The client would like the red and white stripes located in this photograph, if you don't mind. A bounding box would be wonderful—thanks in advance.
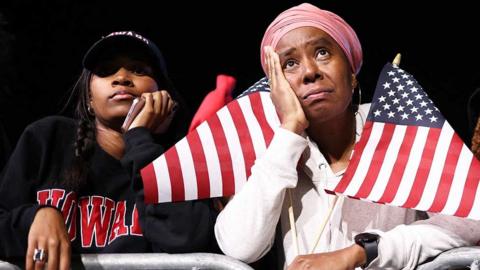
[332,121,480,219]
[141,92,279,203]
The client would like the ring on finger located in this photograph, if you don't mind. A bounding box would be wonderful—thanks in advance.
[33,248,47,262]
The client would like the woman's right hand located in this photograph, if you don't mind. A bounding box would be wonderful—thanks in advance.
[128,90,176,134]
[264,46,309,135]
[26,207,71,270]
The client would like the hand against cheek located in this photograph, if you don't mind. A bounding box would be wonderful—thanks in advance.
[264,46,308,135]
[287,245,365,270]
[26,207,71,270]
[128,90,176,133]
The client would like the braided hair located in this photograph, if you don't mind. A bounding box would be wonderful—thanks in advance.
[63,69,96,191]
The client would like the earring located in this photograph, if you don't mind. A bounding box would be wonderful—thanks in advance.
[351,84,362,115]
[357,84,362,106]
[87,104,95,116]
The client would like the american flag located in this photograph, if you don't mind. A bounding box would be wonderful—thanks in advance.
[140,91,279,203]
[140,63,480,220]
[332,63,480,219]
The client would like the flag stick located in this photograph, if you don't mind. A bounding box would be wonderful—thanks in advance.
[288,189,300,256]
[392,53,402,67]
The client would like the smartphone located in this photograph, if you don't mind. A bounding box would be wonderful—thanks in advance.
[121,97,145,133]
[121,97,177,133]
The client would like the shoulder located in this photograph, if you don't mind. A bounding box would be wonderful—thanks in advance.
[10,116,77,157]
[25,116,76,132]
[358,103,371,115]
[22,116,76,141]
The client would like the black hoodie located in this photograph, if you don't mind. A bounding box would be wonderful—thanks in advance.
[0,115,218,260]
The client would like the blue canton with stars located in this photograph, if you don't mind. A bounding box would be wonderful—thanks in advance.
[236,77,270,98]
[367,63,444,128]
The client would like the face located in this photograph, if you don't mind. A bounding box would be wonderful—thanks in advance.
[89,54,159,126]
[275,26,356,123]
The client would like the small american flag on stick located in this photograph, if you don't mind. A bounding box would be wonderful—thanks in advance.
[332,63,480,219]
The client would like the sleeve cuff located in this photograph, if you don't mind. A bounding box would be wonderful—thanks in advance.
[123,127,154,152]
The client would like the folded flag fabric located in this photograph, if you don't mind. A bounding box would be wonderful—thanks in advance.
[332,63,480,219]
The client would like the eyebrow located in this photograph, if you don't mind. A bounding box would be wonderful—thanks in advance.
[277,37,334,58]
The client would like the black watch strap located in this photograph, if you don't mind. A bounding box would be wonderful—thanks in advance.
[362,239,378,267]
[354,233,379,268]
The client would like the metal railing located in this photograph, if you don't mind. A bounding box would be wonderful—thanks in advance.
[416,247,480,270]
[0,253,254,270]
[2,248,480,269]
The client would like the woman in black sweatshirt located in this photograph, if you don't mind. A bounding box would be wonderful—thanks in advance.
[0,31,217,269]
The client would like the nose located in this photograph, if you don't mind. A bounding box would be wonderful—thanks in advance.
[112,67,134,87]
[302,58,322,84]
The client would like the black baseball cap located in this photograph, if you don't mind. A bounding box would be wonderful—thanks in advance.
[82,31,168,79]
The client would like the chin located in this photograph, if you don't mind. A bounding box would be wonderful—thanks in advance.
[307,107,335,123]
[105,114,127,127]
[113,107,130,117]
[306,103,327,115]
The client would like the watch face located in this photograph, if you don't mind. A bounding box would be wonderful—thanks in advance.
[355,233,379,243]
[355,233,379,267]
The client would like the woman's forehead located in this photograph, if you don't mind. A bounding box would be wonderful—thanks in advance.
[276,27,337,52]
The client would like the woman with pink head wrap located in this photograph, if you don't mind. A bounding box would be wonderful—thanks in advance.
[215,3,479,269]
[260,3,363,76]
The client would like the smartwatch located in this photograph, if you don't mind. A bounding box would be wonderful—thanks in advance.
[354,232,379,268]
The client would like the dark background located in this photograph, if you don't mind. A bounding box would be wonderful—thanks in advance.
[1,0,479,154]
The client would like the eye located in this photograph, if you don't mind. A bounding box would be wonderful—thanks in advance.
[316,48,330,61]
[130,65,146,75]
[129,64,154,76]
[132,67,146,75]
[283,59,298,71]
[92,63,118,77]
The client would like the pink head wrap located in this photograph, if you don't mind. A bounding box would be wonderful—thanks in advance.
[260,3,363,75]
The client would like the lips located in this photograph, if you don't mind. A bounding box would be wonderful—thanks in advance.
[302,88,333,101]
[110,90,136,101]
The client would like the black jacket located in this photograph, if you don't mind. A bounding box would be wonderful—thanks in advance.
[0,116,217,259]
